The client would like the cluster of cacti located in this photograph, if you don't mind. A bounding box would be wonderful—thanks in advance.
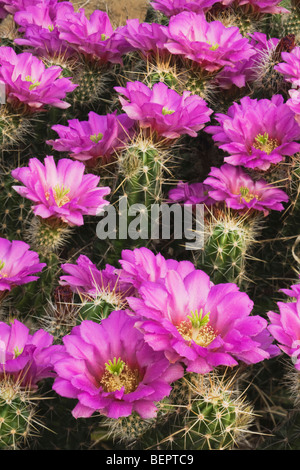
[98,371,255,450]
[1,0,300,453]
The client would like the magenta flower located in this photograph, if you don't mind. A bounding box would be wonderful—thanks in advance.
[117,19,169,58]
[274,47,300,87]
[205,95,300,171]
[52,310,184,419]
[115,81,213,139]
[203,164,289,216]
[14,2,75,57]
[60,254,134,301]
[268,287,300,370]
[0,47,19,67]
[220,0,289,14]
[11,156,111,226]
[0,238,46,292]
[47,111,134,163]
[215,32,279,90]
[285,89,300,126]
[128,270,279,373]
[164,12,255,73]
[0,2,8,18]
[119,247,195,290]
[0,319,63,387]
[0,47,77,111]
[151,0,218,16]
[168,181,215,206]
[2,0,59,15]
[56,8,129,65]
[280,277,300,300]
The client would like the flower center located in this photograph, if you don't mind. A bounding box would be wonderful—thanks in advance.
[48,24,54,32]
[0,260,7,278]
[208,42,220,51]
[13,346,23,359]
[239,186,259,203]
[45,184,71,207]
[162,107,175,116]
[176,309,217,347]
[101,33,109,41]
[90,132,103,143]
[100,357,140,394]
[253,132,279,155]
[25,76,41,91]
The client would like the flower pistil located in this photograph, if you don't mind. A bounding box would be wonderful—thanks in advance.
[100,357,140,394]
[177,309,217,347]
[45,184,71,207]
[25,76,41,91]
[0,261,7,278]
[90,132,104,143]
[239,186,259,203]
[253,132,279,155]
[162,107,175,115]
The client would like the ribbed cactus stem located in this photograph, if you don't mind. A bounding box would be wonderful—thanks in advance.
[137,372,254,451]
[94,413,156,445]
[36,286,78,342]
[14,252,60,317]
[96,137,169,264]
[282,5,300,38]
[121,144,162,209]
[70,61,111,108]
[25,217,73,255]
[143,59,182,92]
[207,5,262,36]
[185,71,216,102]
[199,211,260,286]
[0,172,32,240]
[0,378,35,450]
[111,138,166,252]
[0,105,34,150]
[79,294,127,323]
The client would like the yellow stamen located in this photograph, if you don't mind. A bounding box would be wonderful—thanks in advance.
[13,347,23,359]
[45,185,71,207]
[253,133,279,155]
[176,318,217,348]
[90,132,103,144]
[0,260,7,278]
[25,76,41,91]
[162,107,175,115]
[208,42,220,51]
[100,360,139,394]
[239,186,259,203]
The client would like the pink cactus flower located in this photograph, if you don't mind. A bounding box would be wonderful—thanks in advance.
[164,11,256,73]
[0,238,46,292]
[47,111,134,163]
[115,81,213,139]
[203,164,289,216]
[52,310,184,419]
[128,269,279,373]
[0,319,63,387]
[0,47,77,111]
[205,95,300,171]
[11,156,111,226]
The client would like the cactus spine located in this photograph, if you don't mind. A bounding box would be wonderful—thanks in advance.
[198,210,261,286]
[0,378,38,450]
